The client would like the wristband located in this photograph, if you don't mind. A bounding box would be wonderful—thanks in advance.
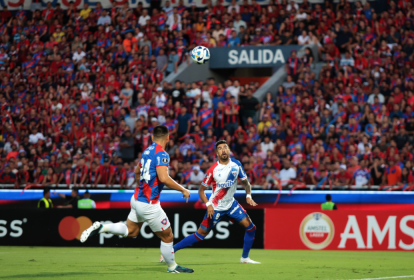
[206,201,212,207]
[246,194,252,199]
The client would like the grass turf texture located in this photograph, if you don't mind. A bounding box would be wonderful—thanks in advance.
[0,247,413,280]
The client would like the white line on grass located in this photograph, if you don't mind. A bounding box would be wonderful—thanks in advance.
[345,276,414,280]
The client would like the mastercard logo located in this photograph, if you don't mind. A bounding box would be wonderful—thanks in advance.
[58,216,93,241]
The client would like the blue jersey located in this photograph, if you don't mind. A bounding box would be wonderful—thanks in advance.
[134,142,170,204]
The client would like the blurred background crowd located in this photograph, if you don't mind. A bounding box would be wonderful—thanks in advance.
[0,0,413,190]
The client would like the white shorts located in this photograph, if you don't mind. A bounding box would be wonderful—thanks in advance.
[127,196,171,232]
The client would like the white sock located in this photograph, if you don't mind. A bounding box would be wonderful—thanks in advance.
[161,241,177,270]
[99,222,128,238]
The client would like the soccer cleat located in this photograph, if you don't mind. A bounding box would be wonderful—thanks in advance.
[159,254,165,263]
[80,222,102,243]
[167,265,194,273]
[240,257,261,264]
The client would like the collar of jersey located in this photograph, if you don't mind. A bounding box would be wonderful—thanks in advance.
[217,158,232,166]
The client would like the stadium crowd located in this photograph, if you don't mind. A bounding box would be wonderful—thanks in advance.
[0,0,413,191]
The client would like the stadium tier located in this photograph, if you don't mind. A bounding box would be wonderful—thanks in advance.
[0,0,413,191]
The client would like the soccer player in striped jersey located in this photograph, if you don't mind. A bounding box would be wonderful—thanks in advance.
[161,140,260,264]
[80,125,194,273]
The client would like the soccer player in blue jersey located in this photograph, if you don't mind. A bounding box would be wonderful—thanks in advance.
[161,140,260,264]
[80,125,194,273]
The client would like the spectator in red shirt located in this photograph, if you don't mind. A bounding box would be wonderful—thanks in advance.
[333,164,352,189]
[114,159,127,188]
[73,158,89,187]
[42,2,54,23]
[0,6,11,23]
[6,144,19,160]
[100,157,115,186]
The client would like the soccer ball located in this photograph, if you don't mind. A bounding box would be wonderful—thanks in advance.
[191,46,210,64]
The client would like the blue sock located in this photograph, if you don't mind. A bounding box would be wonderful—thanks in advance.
[242,223,256,258]
[173,232,205,252]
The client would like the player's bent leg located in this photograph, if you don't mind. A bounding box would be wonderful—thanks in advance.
[155,227,194,273]
[81,221,129,243]
[239,217,260,264]
[80,207,142,243]
[126,219,142,237]
[173,227,208,253]
[80,221,130,243]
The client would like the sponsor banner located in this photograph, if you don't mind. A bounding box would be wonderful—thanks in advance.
[209,45,299,69]
[265,209,414,251]
[0,0,150,10]
[161,0,272,8]
[0,209,263,248]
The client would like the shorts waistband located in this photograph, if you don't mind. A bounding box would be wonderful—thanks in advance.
[135,197,159,205]
[149,199,159,204]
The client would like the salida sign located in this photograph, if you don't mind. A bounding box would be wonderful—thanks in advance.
[209,46,298,69]
[265,209,414,251]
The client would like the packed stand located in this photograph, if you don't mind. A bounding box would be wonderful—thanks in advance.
[272,0,414,191]
[0,0,413,191]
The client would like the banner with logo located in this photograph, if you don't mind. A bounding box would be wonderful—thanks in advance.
[265,209,414,251]
[209,45,300,69]
[0,209,263,248]
[0,0,150,10]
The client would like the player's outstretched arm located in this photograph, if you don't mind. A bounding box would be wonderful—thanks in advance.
[156,166,190,202]
[241,179,258,206]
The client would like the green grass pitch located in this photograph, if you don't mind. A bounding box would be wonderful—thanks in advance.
[0,247,413,280]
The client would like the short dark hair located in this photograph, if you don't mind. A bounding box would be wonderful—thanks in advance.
[215,140,227,150]
[44,188,50,196]
[326,194,332,201]
[153,125,169,139]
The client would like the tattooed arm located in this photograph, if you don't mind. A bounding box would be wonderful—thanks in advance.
[241,179,258,206]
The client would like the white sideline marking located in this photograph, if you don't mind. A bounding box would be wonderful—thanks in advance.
[345,275,414,280]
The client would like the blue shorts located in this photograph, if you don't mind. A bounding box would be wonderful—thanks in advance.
[200,200,248,232]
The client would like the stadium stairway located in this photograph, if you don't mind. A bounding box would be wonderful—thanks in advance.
[163,57,227,85]
[313,61,325,80]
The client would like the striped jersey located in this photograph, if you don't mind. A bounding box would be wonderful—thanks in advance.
[198,108,213,130]
[202,158,247,211]
[134,142,170,204]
